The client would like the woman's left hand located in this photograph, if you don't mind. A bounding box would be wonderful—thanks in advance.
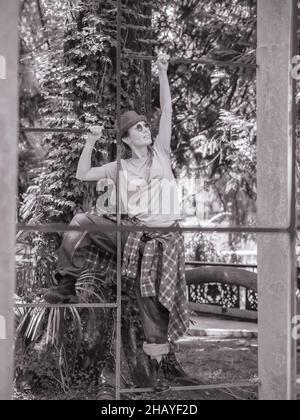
[156,54,170,73]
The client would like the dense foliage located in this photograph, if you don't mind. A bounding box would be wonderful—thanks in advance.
[19,0,257,228]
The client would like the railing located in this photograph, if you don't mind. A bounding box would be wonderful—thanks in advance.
[186,262,300,322]
[185,261,258,321]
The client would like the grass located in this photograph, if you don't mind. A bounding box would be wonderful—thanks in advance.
[13,337,259,401]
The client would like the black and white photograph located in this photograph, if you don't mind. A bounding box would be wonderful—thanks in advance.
[0,0,300,402]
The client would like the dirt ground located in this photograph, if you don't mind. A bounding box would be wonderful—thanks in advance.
[13,337,260,401]
[137,337,259,401]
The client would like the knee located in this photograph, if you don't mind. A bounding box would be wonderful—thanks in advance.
[70,213,89,227]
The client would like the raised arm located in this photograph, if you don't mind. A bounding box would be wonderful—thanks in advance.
[76,126,107,181]
[157,54,172,153]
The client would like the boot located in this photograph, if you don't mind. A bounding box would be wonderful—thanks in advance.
[162,352,200,386]
[44,275,79,304]
[97,367,116,400]
[149,357,170,393]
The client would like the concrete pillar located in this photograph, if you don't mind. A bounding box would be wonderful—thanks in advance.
[0,0,19,400]
[257,0,297,400]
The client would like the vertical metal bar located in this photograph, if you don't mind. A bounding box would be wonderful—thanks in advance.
[0,0,19,400]
[257,0,297,400]
[288,0,298,400]
[115,0,122,401]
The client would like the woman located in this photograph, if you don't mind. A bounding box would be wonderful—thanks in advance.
[44,55,189,392]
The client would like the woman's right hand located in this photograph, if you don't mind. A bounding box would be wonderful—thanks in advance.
[87,125,104,143]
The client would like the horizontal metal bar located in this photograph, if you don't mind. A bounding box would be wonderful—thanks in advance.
[15,303,118,309]
[120,381,260,394]
[122,54,258,70]
[20,127,116,134]
[17,223,293,234]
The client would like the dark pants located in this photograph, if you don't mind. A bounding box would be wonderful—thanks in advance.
[56,213,169,347]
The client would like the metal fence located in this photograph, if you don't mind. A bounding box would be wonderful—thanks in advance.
[0,0,298,400]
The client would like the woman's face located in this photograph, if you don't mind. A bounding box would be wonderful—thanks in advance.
[124,122,152,149]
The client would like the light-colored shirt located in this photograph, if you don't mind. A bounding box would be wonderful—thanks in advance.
[99,140,183,227]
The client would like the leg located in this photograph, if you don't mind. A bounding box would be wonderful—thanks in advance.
[44,213,127,303]
[57,213,127,278]
[133,250,170,392]
[135,282,169,346]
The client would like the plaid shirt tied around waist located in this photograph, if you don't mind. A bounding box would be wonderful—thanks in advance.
[122,217,190,342]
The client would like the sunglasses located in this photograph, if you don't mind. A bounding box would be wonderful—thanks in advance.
[134,122,150,132]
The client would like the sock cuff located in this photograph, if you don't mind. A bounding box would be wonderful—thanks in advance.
[143,342,170,358]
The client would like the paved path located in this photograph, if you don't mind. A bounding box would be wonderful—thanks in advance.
[181,315,258,342]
